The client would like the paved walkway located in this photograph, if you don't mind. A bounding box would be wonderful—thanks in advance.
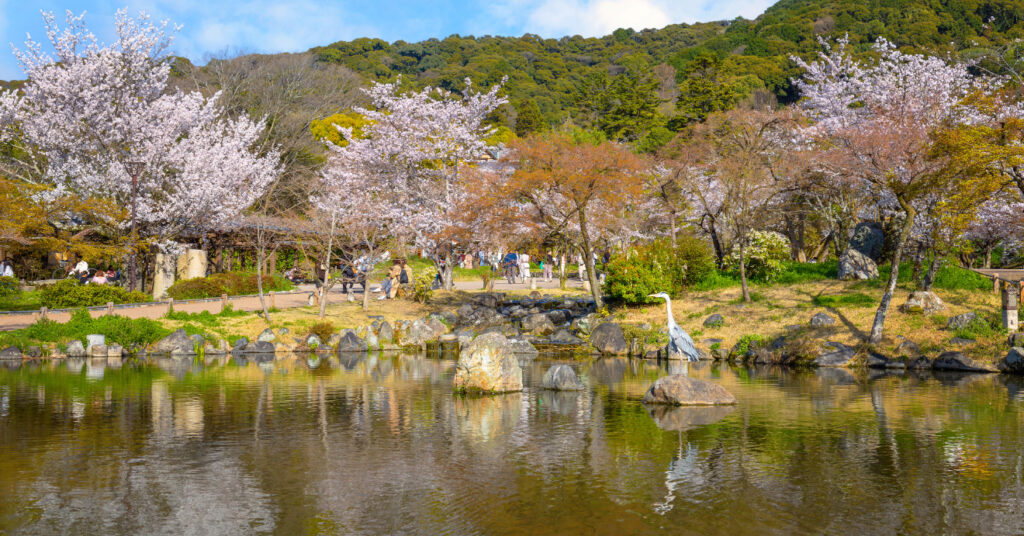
[0,277,584,331]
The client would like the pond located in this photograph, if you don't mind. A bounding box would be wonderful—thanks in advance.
[1,354,1023,535]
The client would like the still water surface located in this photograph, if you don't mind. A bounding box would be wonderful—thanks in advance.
[1,354,1023,535]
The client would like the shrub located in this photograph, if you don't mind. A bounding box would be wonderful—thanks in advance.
[954,314,1000,340]
[308,321,335,342]
[931,265,991,291]
[166,271,294,300]
[604,236,715,304]
[733,334,766,355]
[0,276,19,297]
[39,279,150,308]
[725,230,790,282]
[0,308,169,350]
[412,267,436,303]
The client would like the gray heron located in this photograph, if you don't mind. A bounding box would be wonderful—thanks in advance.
[648,292,700,362]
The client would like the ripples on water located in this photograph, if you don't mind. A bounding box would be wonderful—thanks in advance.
[1,354,1023,535]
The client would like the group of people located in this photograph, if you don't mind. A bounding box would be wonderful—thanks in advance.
[377,258,413,300]
[499,252,555,284]
[70,260,120,286]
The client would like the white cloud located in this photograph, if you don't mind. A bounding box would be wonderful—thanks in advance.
[486,0,776,37]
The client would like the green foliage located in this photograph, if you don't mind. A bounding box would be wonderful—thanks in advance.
[515,99,544,137]
[163,305,248,326]
[693,270,740,291]
[674,53,740,125]
[734,334,766,355]
[310,111,371,147]
[811,292,876,308]
[773,261,838,284]
[39,279,150,308]
[166,271,294,300]
[0,276,18,297]
[412,267,437,304]
[0,308,169,350]
[636,126,675,153]
[953,314,1000,340]
[931,265,991,291]
[725,231,790,282]
[604,236,715,304]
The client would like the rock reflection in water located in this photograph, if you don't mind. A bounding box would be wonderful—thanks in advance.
[1,356,1024,535]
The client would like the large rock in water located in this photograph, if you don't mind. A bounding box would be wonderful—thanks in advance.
[152,329,196,356]
[642,374,736,406]
[336,331,368,353]
[521,313,556,336]
[540,364,585,391]
[453,332,523,393]
[849,221,885,261]
[998,347,1024,373]
[0,346,21,360]
[899,291,946,314]
[589,323,628,355]
[815,342,857,367]
[838,248,879,280]
[932,351,998,372]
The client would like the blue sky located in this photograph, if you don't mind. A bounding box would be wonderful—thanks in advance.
[0,0,777,79]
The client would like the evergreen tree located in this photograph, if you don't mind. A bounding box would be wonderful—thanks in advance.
[515,99,544,137]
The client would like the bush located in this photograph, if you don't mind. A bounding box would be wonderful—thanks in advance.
[166,271,294,300]
[931,265,991,291]
[733,334,766,355]
[0,276,19,297]
[0,308,169,350]
[39,279,150,308]
[725,230,790,282]
[604,236,715,304]
[954,314,1000,340]
[412,267,436,303]
[309,321,335,342]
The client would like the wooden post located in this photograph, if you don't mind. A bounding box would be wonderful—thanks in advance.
[39,306,47,321]
[106,302,114,316]
[221,294,228,313]
[269,291,276,309]
[1003,282,1020,332]
[994,273,1000,294]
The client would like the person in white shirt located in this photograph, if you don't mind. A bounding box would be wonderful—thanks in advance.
[74,259,89,276]
[519,253,531,283]
[1,260,13,278]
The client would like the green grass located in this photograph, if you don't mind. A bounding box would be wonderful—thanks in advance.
[164,305,248,326]
[953,314,1002,340]
[0,308,170,351]
[734,334,766,355]
[729,292,767,304]
[0,289,43,311]
[811,292,876,308]
[771,261,838,284]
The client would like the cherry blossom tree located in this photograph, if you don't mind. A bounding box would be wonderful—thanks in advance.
[320,78,506,290]
[0,10,280,264]
[792,37,989,343]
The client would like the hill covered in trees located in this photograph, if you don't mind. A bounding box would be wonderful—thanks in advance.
[307,0,1024,132]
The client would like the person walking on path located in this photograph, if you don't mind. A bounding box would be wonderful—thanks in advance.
[542,254,553,282]
[501,252,518,284]
[519,253,531,283]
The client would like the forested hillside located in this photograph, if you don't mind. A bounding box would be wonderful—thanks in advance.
[309,0,1024,129]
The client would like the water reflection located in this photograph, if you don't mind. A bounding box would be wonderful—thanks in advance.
[0,355,1022,535]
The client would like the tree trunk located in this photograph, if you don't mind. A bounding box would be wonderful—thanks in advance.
[577,207,603,308]
[669,211,677,248]
[708,219,725,269]
[911,243,925,286]
[983,244,993,269]
[739,238,751,303]
[255,234,271,326]
[318,214,336,320]
[559,252,567,290]
[869,202,916,344]
[442,250,455,291]
[811,231,833,262]
[921,255,943,291]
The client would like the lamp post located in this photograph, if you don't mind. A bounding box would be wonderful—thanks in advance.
[125,161,145,292]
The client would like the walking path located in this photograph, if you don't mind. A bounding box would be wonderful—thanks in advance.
[0,277,583,331]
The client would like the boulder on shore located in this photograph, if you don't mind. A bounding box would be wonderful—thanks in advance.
[589,323,628,355]
[642,374,736,406]
[539,364,585,391]
[932,351,997,372]
[0,346,21,360]
[453,332,523,393]
[838,248,879,280]
[849,221,885,261]
[152,329,196,356]
[336,331,368,353]
[899,291,946,314]
[998,347,1024,374]
[521,313,557,336]
[946,312,979,330]
[810,312,836,327]
[815,342,857,367]
[65,340,86,357]
[703,314,725,328]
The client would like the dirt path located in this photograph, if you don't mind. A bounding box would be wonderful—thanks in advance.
[0,277,584,331]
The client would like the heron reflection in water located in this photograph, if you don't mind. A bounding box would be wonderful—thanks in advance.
[653,432,701,515]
